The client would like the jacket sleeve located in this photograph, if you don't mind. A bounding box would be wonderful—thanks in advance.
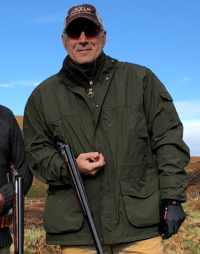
[10,114,33,195]
[143,69,190,202]
[0,111,33,213]
[23,88,70,185]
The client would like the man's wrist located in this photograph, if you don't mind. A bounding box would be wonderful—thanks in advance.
[161,199,180,207]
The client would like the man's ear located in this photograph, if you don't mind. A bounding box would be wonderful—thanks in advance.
[102,30,107,48]
[61,34,67,50]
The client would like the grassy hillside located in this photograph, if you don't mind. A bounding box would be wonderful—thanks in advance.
[26,177,48,198]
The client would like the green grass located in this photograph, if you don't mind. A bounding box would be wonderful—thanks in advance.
[11,229,46,254]
[26,177,48,198]
[183,241,200,254]
[24,228,45,242]
[163,199,200,254]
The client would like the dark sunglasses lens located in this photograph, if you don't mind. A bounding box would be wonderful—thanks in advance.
[67,26,99,39]
[85,26,99,38]
[66,28,81,38]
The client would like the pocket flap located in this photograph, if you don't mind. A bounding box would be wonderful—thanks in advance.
[120,173,159,198]
[160,92,173,101]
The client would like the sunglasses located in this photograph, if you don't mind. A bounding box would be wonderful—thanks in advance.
[66,24,100,39]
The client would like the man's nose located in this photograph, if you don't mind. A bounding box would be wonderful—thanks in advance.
[79,31,88,43]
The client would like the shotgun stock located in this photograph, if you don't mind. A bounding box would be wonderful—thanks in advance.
[57,142,104,254]
[9,164,24,254]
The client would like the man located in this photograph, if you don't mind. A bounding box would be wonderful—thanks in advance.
[23,4,190,254]
[0,105,33,254]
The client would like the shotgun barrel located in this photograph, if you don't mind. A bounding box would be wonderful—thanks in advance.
[9,164,24,254]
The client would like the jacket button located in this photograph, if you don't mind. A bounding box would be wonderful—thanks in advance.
[105,77,109,81]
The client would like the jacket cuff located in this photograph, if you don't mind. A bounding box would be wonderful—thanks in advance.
[160,174,188,202]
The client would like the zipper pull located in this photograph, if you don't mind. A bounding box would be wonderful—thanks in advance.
[87,88,94,98]
[89,79,93,86]
[88,78,94,98]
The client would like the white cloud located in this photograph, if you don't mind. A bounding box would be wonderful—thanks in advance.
[13,80,40,87]
[0,84,12,87]
[174,100,200,155]
[0,80,40,88]
[182,119,200,156]
[179,77,189,83]
[33,82,40,87]
[31,14,64,24]
[174,100,200,119]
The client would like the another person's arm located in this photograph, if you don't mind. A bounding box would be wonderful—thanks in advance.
[0,111,33,214]
[0,193,5,213]
[10,113,33,196]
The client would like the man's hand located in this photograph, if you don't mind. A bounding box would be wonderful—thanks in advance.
[160,200,186,240]
[76,152,105,176]
[0,193,5,213]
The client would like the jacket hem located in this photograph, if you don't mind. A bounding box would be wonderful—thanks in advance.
[46,231,160,246]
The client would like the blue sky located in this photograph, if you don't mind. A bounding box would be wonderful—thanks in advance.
[0,0,199,155]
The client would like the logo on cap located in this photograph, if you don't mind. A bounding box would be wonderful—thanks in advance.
[69,6,93,18]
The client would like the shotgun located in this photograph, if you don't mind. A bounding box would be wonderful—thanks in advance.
[9,164,24,254]
[57,142,104,254]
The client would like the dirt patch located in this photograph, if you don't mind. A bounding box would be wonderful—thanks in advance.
[185,156,200,193]
[15,116,23,130]
[187,156,200,165]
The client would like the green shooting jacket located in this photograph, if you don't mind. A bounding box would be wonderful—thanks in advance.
[23,54,190,245]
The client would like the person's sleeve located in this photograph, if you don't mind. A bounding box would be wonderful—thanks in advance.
[143,69,190,202]
[10,112,33,195]
[0,182,13,214]
[23,89,70,185]
[0,111,33,214]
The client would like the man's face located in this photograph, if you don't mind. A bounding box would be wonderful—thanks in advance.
[62,18,106,71]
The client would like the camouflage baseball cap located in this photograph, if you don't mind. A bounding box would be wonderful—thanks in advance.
[63,4,104,33]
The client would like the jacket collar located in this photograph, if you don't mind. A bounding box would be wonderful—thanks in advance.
[60,52,106,86]
[58,54,117,90]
